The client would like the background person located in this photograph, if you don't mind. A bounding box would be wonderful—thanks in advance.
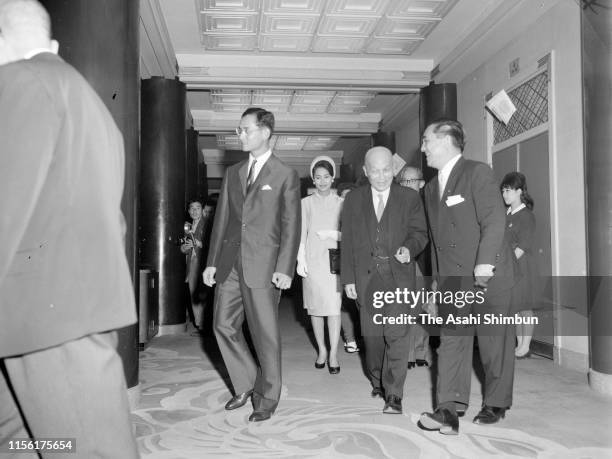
[297,156,343,374]
[0,1,138,456]
[180,198,210,334]
[396,166,432,368]
[501,172,537,358]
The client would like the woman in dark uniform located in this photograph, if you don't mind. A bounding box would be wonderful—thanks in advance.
[501,172,537,358]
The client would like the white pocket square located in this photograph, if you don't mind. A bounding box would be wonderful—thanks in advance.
[445,194,465,207]
[261,184,272,191]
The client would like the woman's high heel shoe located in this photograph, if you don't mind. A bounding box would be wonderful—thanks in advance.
[328,361,340,374]
[314,361,326,369]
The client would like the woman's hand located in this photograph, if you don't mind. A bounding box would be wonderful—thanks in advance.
[297,261,308,277]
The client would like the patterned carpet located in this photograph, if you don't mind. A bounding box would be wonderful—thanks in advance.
[132,329,612,459]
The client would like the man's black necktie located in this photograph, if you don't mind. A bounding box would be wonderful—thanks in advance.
[246,159,257,192]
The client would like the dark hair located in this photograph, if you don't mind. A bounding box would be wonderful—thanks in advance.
[187,197,203,208]
[312,160,334,178]
[429,119,466,151]
[500,172,534,209]
[241,107,275,136]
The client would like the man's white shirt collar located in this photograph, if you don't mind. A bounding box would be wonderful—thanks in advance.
[371,186,391,208]
[248,149,272,182]
[438,154,462,196]
[438,154,462,183]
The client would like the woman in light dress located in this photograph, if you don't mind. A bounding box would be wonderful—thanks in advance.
[297,156,343,374]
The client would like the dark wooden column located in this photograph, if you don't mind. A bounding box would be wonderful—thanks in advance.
[140,78,188,334]
[419,82,457,182]
[185,128,200,203]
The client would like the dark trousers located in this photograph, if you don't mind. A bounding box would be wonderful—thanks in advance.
[0,332,138,458]
[213,255,281,413]
[437,289,515,410]
[361,262,411,399]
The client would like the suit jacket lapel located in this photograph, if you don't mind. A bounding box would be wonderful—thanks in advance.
[362,187,378,248]
[238,160,248,196]
[383,185,401,247]
[424,181,439,242]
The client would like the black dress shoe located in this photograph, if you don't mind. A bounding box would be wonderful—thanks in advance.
[418,408,459,435]
[371,387,384,398]
[407,361,416,369]
[382,395,402,414]
[248,410,272,422]
[473,406,506,425]
[224,390,253,410]
[416,359,429,367]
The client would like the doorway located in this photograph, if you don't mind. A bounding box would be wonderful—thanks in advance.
[492,132,553,358]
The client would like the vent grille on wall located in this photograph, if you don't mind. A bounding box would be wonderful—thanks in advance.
[493,70,548,145]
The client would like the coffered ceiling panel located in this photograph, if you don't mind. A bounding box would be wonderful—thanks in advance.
[387,0,455,18]
[203,14,258,33]
[208,88,377,115]
[214,133,339,151]
[317,16,379,36]
[262,14,319,34]
[311,36,368,53]
[375,17,438,37]
[325,0,390,16]
[366,38,421,54]
[303,136,340,150]
[202,0,259,12]
[259,35,313,52]
[252,89,293,105]
[264,0,325,14]
[203,35,257,51]
[196,0,458,55]
[274,135,309,150]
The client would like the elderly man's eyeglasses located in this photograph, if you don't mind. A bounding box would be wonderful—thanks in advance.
[235,125,261,136]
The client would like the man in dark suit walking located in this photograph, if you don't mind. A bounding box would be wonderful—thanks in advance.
[341,147,428,414]
[203,107,301,422]
[0,1,138,455]
[418,119,515,435]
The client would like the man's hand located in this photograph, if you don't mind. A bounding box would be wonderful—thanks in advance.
[181,239,194,252]
[194,238,203,249]
[272,272,292,290]
[474,264,494,290]
[422,300,438,319]
[203,267,216,287]
[345,284,357,300]
[394,246,411,264]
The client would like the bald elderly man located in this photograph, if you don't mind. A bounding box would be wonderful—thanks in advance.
[0,1,138,456]
[341,147,428,414]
